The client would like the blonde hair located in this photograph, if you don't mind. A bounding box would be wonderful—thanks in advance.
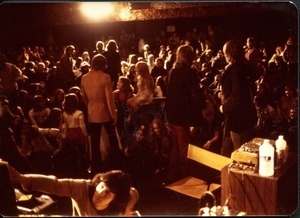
[135,61,155,93]
[135,61,150,78]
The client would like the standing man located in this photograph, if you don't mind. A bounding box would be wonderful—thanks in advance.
[165,44,205,183]
[219,40,257,157]
[81,54,118,175]
[102,39,122,90]
[58,45,76,93]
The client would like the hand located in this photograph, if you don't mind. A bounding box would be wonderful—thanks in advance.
[52,148,61,156]
[203,141,212,150]
[219,105,223,113]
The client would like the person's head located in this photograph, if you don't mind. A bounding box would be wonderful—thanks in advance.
[143,44,150,51]
[147,54,155,64]
[284,84,297,97]
[105,39,118,52]
[128,54,138,65]
[53,88,65,103]
[0,95,9,118]
[214,74,221,83]
[80,61,90,74]
[246,36,255,48]
[174,44,195,68]
[25,61,35,70]
[156,76,166,94]
[32,95,48,111]
[65,45,75,57]
[68,86,82,96]
[91,54,107,71]
[117,76,133,93]
[91,170,131,212]
[44,107,62,128]
[127,64,136,83]
[128,64,136,74]
[223,40,244,64]
[150,115,166,137]
[155,57,164,68]
[82,51,90,60]
[96,40,104,53]
[36,62,46,72]
[63,93,78,114]
[135,125,147,142]
[135,61,150,78]
[75,57,83,68]
[275,46,283,55]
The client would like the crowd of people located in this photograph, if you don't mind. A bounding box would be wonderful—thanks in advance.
[0,26,298,215]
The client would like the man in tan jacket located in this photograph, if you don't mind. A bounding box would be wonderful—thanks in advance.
[81,54,118,175]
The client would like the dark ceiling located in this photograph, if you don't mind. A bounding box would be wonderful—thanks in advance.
[0,1,297,51]
[0,1,297,27]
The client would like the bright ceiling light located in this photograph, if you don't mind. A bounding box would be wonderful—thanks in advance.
[80,2,114,20]
[119,7,131,21]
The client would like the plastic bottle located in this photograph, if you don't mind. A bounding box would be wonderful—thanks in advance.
[275,135,288,165]
[259,139,274,177]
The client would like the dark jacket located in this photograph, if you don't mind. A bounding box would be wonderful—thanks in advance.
[221,60,257,133]
[165,66,205,127]
[102,50,122,88]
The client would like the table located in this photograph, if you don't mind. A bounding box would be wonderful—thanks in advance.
[221,153,297,215]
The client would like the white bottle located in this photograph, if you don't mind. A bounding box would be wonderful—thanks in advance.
[275,135,288,164]
[259,139,274,176]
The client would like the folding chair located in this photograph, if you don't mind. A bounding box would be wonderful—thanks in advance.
[165,144,232,213]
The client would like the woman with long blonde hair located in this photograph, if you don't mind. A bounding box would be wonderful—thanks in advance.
[126,61,155,123]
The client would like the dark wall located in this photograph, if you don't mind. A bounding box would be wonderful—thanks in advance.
[0,8,297,61]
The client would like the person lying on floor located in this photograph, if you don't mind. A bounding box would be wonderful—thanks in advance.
[3,160,139,216]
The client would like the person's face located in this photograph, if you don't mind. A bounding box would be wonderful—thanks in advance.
[67,48,75,57]
[223,46,230,64]
[156,60,163,68]
[0,99,9,118]
[135,129,144,142]
[215,75,221,82]
[285,87,293,97]
[57,92,65,101]
[97,44,104,53]
[117,80,123,90]
[152,123,161,136]
[246,38,252,47]
[92,181,116,211]
[129,66,136,73]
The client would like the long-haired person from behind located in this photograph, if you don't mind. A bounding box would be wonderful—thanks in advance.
[219,40,257,157]
[165,44,206,183]
[102,39,123,90]
[4,160,139,216]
